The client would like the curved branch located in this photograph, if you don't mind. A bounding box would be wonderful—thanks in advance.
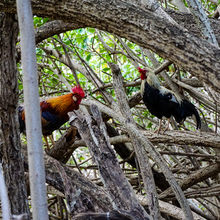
[1,0,220,91]
[72,130,220,149]
[159,163,220,200]
[35,20,84,44]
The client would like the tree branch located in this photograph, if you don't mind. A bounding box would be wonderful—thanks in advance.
[69,107,151,220]
[1,0,220,91]
[159,163,220,200]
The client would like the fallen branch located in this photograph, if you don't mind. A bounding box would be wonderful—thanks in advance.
[159,163,220,200]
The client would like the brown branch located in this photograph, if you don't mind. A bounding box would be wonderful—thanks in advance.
[72,130,220,149]
[69,106,150,220]
[159,163,220,200]
[183,185,220,199]
[46,126,78,163]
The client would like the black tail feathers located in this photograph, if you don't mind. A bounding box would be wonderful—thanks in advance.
[182,100,201,129]
[193,107,201,129]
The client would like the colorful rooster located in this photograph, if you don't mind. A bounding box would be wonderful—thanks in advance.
[18,86,85,149]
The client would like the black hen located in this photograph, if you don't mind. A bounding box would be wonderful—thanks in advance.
[138,67,201,130]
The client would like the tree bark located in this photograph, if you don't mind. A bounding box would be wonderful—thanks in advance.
[159,163,220,200]
[0,13,30,217]
[0,0,220,92]
[69,107,151,220]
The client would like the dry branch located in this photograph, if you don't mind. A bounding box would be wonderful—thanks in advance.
[138,195,206,220]
[21,144,113,212]
[72,130,220,149]
[159,163,220,200]
[47,126,78,163]
[69,106,151,220]
[52,159,95,215]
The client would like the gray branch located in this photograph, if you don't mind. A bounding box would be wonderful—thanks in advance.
[186,0,219,46]
[69,107,151,220]
[1,0,220,91]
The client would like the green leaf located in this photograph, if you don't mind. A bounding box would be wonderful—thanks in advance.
[86,54,92,61]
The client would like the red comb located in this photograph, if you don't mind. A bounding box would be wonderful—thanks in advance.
[138,67,148,80]
[72,86,85,98]
[137,67,147,74]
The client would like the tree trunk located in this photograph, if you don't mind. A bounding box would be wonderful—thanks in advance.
[0,13,30,217]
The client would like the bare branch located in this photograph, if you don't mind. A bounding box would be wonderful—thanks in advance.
[159,163,220,200]
[69,107,151,220]
[72,130,220,149]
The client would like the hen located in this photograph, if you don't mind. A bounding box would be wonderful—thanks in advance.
[138,67,201,132]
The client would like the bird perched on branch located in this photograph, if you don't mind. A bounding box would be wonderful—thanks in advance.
[138,67,201,132]
[18,86,85,150]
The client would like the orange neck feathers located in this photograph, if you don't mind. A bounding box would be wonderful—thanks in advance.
[46,93,77,116]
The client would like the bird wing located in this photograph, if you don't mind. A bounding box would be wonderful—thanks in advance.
[159,86,181,104]
[143,82,179,119]
[40,101,68,135]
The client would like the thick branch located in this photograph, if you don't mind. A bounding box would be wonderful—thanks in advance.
[1,0,220,91]
[72,130,220,149]
[69,107,150,220]
[21,145,113,212]
[159,163,220,200]
[47,126,78,163]
[35,20,84,44]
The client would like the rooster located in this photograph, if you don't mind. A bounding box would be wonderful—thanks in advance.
[138,67,201,132]
[18,86,85,149]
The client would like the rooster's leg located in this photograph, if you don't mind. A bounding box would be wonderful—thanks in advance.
[44,135,50,151]
[49,135,56,147]
[155,119,162,134]
[162,118,170,134]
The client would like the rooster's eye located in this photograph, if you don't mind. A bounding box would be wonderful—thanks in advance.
[72,96,77,102]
